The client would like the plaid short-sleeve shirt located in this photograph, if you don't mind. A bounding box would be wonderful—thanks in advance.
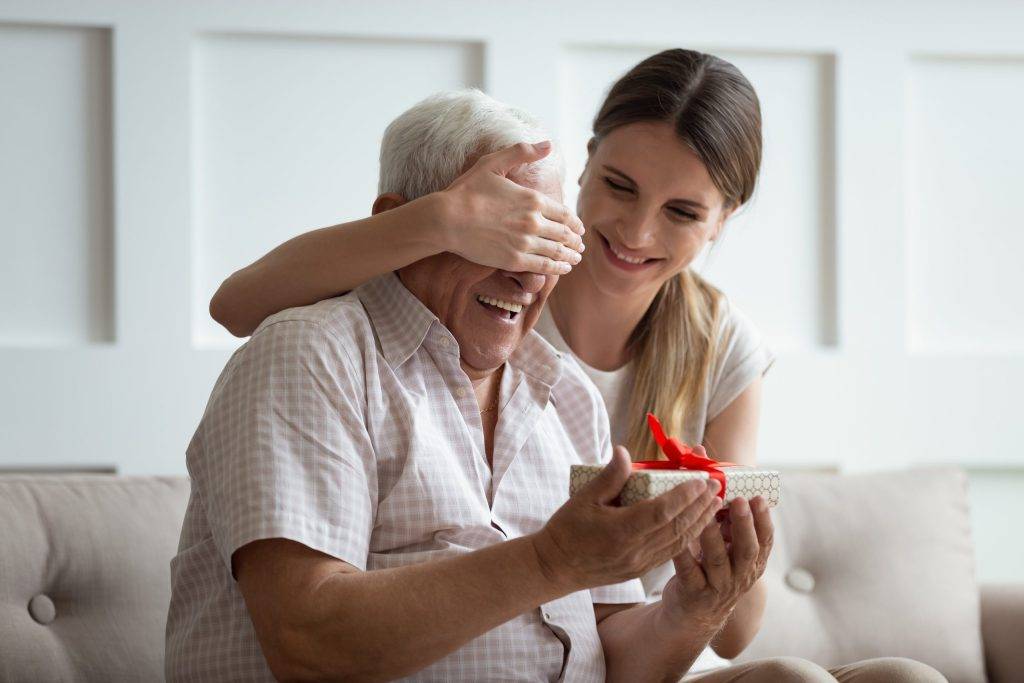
[165,273,644,682]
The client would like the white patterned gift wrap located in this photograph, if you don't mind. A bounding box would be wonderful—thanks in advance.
[569,465,781,507]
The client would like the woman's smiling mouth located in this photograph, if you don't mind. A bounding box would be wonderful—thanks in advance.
[598,231,660,271]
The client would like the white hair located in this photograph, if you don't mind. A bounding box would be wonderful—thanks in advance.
[378,89,564,199]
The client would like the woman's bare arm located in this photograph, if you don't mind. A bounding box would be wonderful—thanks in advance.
[210,196,446,337]
[210,141,586,337]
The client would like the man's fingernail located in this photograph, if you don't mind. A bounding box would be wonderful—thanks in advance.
[534,140,551,151]
[734,498,751,517]
[705,479,720,494]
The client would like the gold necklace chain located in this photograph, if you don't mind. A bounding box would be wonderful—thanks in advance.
[476,367,503,414]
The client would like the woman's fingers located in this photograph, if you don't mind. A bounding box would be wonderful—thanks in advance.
[517,255,572,276]
[477,140,552,176]
[536,192,585,236]
[527,236,582,268]
[534,218,585,253]
[474,142,585,238]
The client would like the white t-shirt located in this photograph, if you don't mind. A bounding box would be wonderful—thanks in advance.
[533,296,776,673]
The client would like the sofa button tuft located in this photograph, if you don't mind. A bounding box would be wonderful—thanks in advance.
[28,594,56,624]
[785,567,815,593]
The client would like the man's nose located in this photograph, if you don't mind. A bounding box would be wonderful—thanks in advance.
[501,271,547,295]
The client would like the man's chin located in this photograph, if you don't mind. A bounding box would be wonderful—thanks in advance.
[458,341,516,378]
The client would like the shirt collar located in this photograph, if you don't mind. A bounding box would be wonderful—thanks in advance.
[509,329,564,389]
[357,273,439,368]
[357,272,564,387]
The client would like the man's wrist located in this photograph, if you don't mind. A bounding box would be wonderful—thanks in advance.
[525,531,583,596]
[652,598,724,646]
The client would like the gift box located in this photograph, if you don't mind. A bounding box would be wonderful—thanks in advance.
[569,414,781,507]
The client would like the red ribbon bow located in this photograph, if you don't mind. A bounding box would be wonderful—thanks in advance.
[632,413,737,499]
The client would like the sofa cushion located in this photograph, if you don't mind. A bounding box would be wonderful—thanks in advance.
[0,475,189,682]
[734,467,985,683]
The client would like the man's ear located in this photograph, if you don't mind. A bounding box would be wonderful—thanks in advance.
[372,193,408,215]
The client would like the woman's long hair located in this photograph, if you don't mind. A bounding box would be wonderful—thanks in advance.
[589,49,762,459]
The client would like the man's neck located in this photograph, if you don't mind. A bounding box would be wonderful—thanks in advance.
[461,361,503,409]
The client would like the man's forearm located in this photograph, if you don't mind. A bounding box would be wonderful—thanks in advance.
[278,535,574,681]
[599,601,722,683]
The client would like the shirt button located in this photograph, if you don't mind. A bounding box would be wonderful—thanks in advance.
[455,387,468,398]
[543,611,552,620]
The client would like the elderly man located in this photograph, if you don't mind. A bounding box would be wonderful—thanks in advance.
[166,90,727,682]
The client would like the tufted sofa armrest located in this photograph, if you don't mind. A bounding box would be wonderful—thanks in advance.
[0,475,190,681]
[980,583,1024,683]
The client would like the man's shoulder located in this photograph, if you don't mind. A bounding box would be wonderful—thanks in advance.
[202,294,374,404]
[552,351,603,404]
[546,342,611,450]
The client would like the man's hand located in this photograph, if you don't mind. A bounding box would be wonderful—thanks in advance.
[531,446,723,593]
[659,494,774,635]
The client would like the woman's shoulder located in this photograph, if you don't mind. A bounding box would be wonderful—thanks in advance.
[715,295,766,356]
[706,294,776,420]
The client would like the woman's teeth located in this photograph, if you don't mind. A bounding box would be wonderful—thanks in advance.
[610,244,647,264]
[477,295,524,314]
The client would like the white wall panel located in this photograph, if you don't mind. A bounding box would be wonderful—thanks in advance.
[906,56,1024,353]
[191,33,483,346]
[560,47,836,352]
[0,23,112,346]
[0,0,1021,581]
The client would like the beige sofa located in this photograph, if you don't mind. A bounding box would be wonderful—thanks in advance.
[0,468,1020,682]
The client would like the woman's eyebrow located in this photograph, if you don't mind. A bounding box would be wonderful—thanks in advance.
[602,164,709,210]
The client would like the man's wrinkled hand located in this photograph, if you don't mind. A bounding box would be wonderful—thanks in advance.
[660,495,774,632]
[530,446,723,593]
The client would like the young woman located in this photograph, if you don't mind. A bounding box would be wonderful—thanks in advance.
[209,50,942,682]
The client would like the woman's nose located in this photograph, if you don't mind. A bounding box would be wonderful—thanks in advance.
[615,208,657,250]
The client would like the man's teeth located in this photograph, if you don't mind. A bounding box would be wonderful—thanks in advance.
[610,245,647,264]
[477,295,524,314]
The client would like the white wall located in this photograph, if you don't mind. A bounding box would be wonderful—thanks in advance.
[0,0,1021,580]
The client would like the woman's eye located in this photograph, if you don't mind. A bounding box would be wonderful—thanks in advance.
[604,177,633,193]
[668,207,698,221]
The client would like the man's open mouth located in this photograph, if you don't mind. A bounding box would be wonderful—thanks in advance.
[476,295,524,320]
